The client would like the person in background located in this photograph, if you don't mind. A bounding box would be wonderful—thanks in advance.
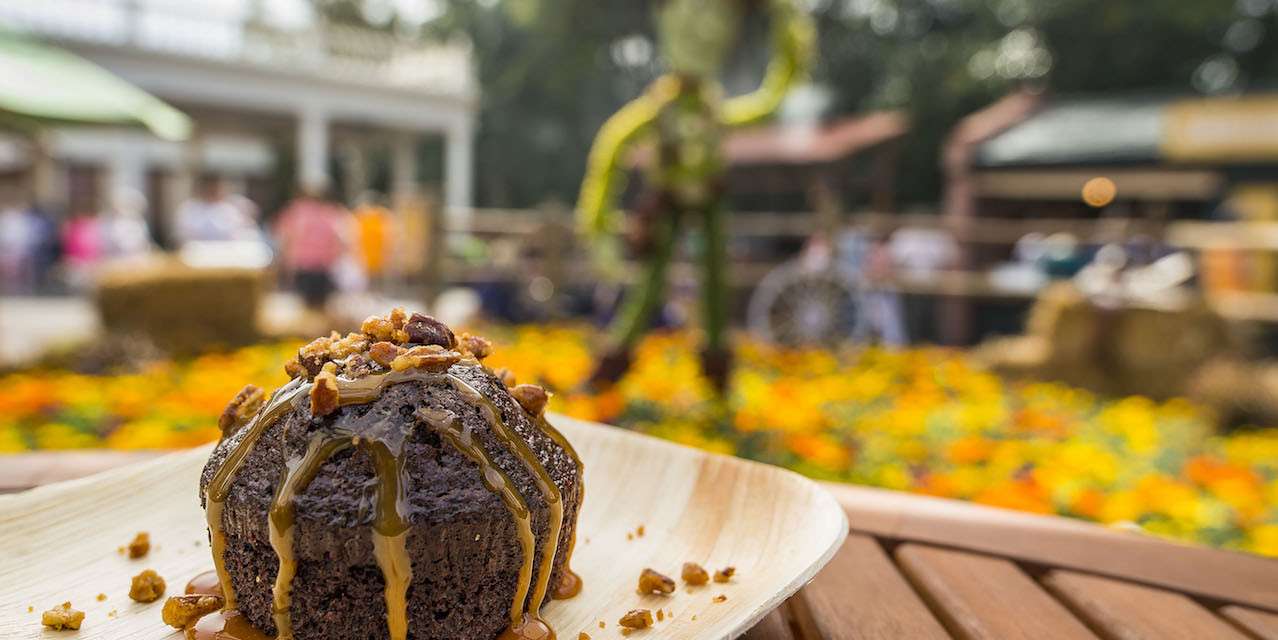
[60,193,103,291]
[173,174,257,246]
[0,185,42,293]
[854,232,907,347]
[352,191,392,288]
[274,183,352,311]
[100,187,153,260]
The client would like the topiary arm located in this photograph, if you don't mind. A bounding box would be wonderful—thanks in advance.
[720,0,816,128]
[576,77,680,239]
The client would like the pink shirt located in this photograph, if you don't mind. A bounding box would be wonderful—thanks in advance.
[274,198,349,271]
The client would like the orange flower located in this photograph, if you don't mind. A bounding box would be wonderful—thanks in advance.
[947,436,995,465]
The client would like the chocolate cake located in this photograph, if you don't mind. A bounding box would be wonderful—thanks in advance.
[195,310,584,640]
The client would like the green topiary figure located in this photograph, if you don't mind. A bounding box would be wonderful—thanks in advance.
[577,0,815,392]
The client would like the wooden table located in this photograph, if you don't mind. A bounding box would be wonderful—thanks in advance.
[5,452,1277,639]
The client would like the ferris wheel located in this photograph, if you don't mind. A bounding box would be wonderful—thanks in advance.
[747,258,863,347]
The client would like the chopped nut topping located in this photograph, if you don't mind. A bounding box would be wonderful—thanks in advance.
[459,332,492,359]
[161,594,222,629]
[495,367,517,388]
[341,353,377,379]
[310,364,340,417]
[405,312,456,348]
[284,357,307,379]
[126,531,151,559]
[369,341,402,367]
[511,384,549,416]
[218,385,265,436]
[390,344,461,373]
[129,569,166,603]
[713,567,736,583]
[330,332,370,359]
[578,633,590,640]
[297,335,335,377]
[682,562,709,586]
[713,594,728,603]
[637,568,676,595]
[41,602,84,630]
[362,315,397,341]
[389,307,409,330]
[619,609,654,630]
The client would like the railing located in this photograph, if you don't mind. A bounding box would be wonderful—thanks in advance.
[0,0,474,97]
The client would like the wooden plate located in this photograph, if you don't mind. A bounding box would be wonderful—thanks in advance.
[0,414,847,639]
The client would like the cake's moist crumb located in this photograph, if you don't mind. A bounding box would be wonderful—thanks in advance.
[637,568,676,595]
[41,602,84,630]
[126,531,151,559]
[129,569,166,603]
[682,562,709,586]
[218,385,265,437]
[713,567,736,583]
[310,363,340,416]
[162,594,223,629]
[713,594,727,603]
[619,609,654,630]
[511,384,549,416]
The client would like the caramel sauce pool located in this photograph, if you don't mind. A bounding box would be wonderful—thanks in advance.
[199,364,583,640]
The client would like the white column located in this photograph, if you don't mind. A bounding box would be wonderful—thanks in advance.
[339,138,367,206]
[297,107,330,190]
[444,119,474,226]
[390,135,418,203]
[107,149,147,203]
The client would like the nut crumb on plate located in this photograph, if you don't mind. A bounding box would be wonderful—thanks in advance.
[41,602,84,630]
[129,569,166,603]
[619,609,654,629]
[162,594,223,629]
[682,562,709,586]
[713,594,728,603]
[127,531,151,558]
[713,566,736,583]
[637,568,676,595]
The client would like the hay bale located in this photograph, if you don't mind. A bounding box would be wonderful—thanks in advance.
[95,257,266,354]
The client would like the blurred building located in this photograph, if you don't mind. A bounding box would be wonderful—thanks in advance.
[0,0,477,241]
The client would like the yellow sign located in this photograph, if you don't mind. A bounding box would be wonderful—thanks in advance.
[1163,96,1278,162]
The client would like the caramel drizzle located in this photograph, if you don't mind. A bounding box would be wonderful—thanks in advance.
[205,367,582,640]
[534,416,584,600]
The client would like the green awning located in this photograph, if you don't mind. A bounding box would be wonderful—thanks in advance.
[0,31,191,141]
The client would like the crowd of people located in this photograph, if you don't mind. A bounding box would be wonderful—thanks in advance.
[0,175,402,311]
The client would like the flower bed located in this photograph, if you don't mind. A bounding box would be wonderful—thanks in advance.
[2,327,1276,557]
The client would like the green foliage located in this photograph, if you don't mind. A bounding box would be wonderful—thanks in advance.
[323,0,1278,208]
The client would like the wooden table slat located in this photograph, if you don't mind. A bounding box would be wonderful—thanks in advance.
[826,482,1278,611]
[895,543,1097,640]
[1221,605,1278,640]
[1042,570,1250,640]
[740,603,799,640]
[792,533,949,639]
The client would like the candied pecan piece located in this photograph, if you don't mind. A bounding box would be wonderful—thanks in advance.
[637,568,675,595]
[494,367,517,388]
[342,354,377,379]
[681,562,709,586]
[330,332,370,359]
[362,314,397,341]
[161,594,223,629]
[297,335,336,376]
[713,566,736,583]
[129,569,166,603]
[389,307,409,329]
[369,341,403,367]
[459,332,492,359]
[405,312,456,348]
[217,385,265,437]
[41,602,84,630]
[618,609,654,630]
[126,531,151,559]
[310,363,340,417]
[511,384,549,416]
[390,345,461,373]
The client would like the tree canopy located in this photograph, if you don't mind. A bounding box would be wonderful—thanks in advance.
[322,0,1278,209]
